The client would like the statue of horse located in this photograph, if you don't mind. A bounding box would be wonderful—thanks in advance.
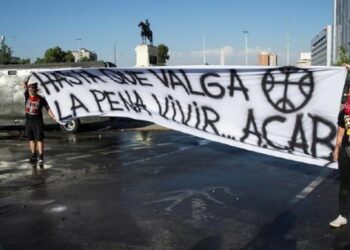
[138,21,153,45]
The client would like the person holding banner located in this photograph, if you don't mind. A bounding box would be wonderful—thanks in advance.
[24,76,56,164]
[329,82,350,228]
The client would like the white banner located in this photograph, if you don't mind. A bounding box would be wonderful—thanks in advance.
[32,66,347,167]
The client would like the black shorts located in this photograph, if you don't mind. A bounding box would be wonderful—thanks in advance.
[25,120,45,141]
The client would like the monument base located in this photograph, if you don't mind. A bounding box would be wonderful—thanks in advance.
[135,45,158,67]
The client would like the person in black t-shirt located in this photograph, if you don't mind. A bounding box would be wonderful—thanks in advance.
[329,85,350,228]
[24,76,56,163]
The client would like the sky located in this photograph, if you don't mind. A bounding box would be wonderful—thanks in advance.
[1,0,333,67]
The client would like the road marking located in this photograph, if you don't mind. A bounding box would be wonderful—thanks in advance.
[132,146,148,150]
[156,142,172,146]
[101,149,122,155]
[66,154,91,160]
[123,146,191,166]
[90,148,107,153]
[291,175,326,204]
[100,142,173,155]
[56,153,74,157]
[57,142,191,162]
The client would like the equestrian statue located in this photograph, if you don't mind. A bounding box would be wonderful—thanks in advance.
[138,19,153,46]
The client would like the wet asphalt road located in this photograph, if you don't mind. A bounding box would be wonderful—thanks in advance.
[0,125,349,250]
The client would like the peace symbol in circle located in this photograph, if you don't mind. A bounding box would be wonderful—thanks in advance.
[262,66,314,113]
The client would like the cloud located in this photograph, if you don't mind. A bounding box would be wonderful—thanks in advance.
[171,45,234,58]
[168,45,275,66]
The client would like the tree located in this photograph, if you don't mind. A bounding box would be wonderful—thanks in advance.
[79,56,91,62]
[335,46,350,66]
[157,44,170,66]
[64,50,75,62]
[43,46,66,63]
[0,37,30,64]
[34,57,45,64]
[0,41,13,64]
[35,46,75,63]
[11,57,30,64]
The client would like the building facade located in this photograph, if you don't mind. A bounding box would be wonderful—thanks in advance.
[72,48,97,62]
[258,52,277,66]
[268,53,277,66]
[311,25,332,66]
[296,52,312,67]
[334,0,350,63]
[258,52,269,66]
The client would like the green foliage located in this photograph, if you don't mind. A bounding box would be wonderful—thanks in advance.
[0,43,13,64]
[0,39,30,64]
[64,50,75,62]
[36,46,75,63]
[18,58,30,64]
[10,57,30,64]
[79,56,91,62]
[157,44,170,66]
[44,46,66,63]
[335,46,350,66]
[34,57,45,64]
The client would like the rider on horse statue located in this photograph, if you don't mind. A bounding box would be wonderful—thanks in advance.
[138,19,153,45]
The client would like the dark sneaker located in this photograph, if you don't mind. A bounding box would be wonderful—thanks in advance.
[29,154,37,163]
[38,155,44,163]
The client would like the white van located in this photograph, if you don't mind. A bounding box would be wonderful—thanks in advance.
[0,61,115,133]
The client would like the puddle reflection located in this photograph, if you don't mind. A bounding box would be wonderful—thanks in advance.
[135,131,152,145]
[31,163,48,179]
[67,134,77,143]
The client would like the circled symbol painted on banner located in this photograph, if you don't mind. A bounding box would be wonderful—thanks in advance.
[262,66,314,113]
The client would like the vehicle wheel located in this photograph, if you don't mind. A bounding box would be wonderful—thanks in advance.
[60,119,80,133]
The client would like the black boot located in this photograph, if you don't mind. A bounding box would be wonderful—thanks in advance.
[29,153,37,163]
[38,154,44,163]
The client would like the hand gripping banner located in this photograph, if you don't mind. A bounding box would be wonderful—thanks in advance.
[31,66,347,167]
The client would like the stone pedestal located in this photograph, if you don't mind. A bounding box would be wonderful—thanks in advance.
[135,45,158,67]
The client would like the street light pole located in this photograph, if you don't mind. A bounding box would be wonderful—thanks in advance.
[76,38,82,62]
[114,42,117,65]
[203,32,206,65]
[286,35,290,66]
[243,31,249,65]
